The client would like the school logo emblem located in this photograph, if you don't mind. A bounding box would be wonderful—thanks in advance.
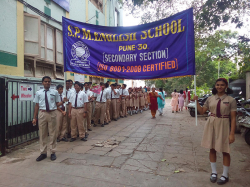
[70,41,90,68]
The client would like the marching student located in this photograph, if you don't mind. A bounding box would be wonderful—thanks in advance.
[115,84,121,119]
[56,85,68,142]
[127,88,133,116]
[119,84,129,117]
[94,82,108,127]
[144,89,148,110]
[139,88,145,113]
[110,84,118,121]
[105,83,111,123]
[134,88,140,114]
[32,76,65,162]
[83,82,94,134]
[64,80,72,138]
[68,82,88,142]
[194,78,236,185]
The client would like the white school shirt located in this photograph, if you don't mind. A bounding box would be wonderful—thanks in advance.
[114,89,120,99]
[106,88,111,99]
[84,89,93,102]
[96,89,108,103]
[58,93,66,109]
[69,91,88,108]
[119,89,129,98]
[34,88,60,110]
[110,89,118,99]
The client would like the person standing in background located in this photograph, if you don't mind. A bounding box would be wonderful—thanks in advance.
[110,84,118,121]
[157,88,165,116]
[178,90,185,111]
[115,84,121,119]
[148,87,162,119]
[64,80,72,138]
[171,89,179,113]
[184,88,191,110]
[68,82,88,142]
[119,84,129,117]
[105,82,111,124]
[56,85,68,142]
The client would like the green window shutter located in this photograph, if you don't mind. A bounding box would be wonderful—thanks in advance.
[85,75,87,78]
[96,20,99,25]
[44,0,51,4]
[70,73,74,76]
[96,10,99,19]
[44,6,51,17]
[119,80,124,84]
[0,51,17,67]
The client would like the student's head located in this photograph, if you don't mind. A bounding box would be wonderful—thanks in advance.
[84,82,89,90]
[186,88,188,92]
[74,82,81,92]
[105,83,109,88]
[80,83,84,90]
[122,84,127,89]
[180,90,183,94]
[117,84,121,89]
[66,80,71,89]
[107,81,110,85]
[212,78,233,95]
[68,79,73,88]
[42,76,51,89]
[111,84,115,89]
[174,89,177,92]
[148,87,151,91]
[159,88,163,94]
[152,87,156,92]
[57,85,64,94]
[100,82,105,90]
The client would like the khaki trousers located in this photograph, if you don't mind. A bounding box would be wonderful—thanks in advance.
[84,102,92,131]
[71,108,85,139]
[121,99,126,117]
[66,105,71,135]
[94,102,106,125]
[110,99,117,120]
[38,110,57,154]
[56,110,67,140]
[116,99,121,118]
[106,99,111,122]
[91,101,96,121]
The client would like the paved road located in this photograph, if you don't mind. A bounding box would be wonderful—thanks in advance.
[0,99,250,187]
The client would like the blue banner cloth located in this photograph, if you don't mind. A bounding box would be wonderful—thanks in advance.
[63,8,195,80]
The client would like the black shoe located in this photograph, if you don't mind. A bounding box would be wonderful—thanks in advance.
[210,173,217,183]
[57,139,60,142]
[114,119,117,121]
[51,153,56,161]
[125,116,127,118]
[36,154,47,162]
[101,124,104,127]
[104,122,108,125]
[67,134,71,138]
[93,124,97,127]
[85,134,89,138]
[121,116,124,118]
[81,137,87,141]
[217,176,229,185]
[61,137,68,142]
[70,138,76,142]
[91,120,94,124]
[88,128,92,131]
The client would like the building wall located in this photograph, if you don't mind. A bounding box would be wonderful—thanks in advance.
[0,0,123,82]
[246,72,250,99]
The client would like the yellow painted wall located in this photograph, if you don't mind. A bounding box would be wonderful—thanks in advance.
[0,1,24,76]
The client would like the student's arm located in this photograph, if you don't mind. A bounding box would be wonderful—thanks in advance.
[194,95,208,115]
[229,111,236,144]
[57,106,66,116]
[68,103,72,118]
[83,103,87,118]
[32,103,39,125]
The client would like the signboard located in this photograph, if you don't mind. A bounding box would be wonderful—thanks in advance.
[90,85,102,94]
[37,84,56,91]
[63,8,195,80]
[74,74,85,83]
[20,83,34,101]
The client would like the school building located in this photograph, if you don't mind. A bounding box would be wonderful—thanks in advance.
[0,0,123,156]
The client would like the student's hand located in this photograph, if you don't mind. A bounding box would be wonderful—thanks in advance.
[63,97,67,102]
[193,95,199,101]
[62,111,66,116]
[68,114,72,119]
[32,119,36,126]
[83,112,86,118]
[229,134,235,144]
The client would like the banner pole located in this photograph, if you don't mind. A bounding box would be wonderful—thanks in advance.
[194,75,198,126]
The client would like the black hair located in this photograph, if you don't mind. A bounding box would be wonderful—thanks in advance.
[107,81,110,83]
[80,84,84,89]
[186,88,188,91]
[56,84,63,89]
[42,76,51,82]
[174,89,177,92]
[88,82,92,84]
[74,82,81,87]
[100,82,105,86]
[212,79,233,95]
[180,90,183,94]
[105,83,109,88]
[123,84,127,88]
[159,88,163,95]
[68,79,73,83]
[66,80,71,83]
[84,82,89,86]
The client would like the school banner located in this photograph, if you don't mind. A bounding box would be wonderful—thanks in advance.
[62,8,195,80]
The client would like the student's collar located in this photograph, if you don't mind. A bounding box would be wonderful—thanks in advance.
[43,88,50,92]
[215,94,227,100]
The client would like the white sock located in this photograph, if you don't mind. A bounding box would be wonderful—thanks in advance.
[210,162,217,177]
[221,165,229,180]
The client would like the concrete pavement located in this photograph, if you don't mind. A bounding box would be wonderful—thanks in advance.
[0,99,250,187]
